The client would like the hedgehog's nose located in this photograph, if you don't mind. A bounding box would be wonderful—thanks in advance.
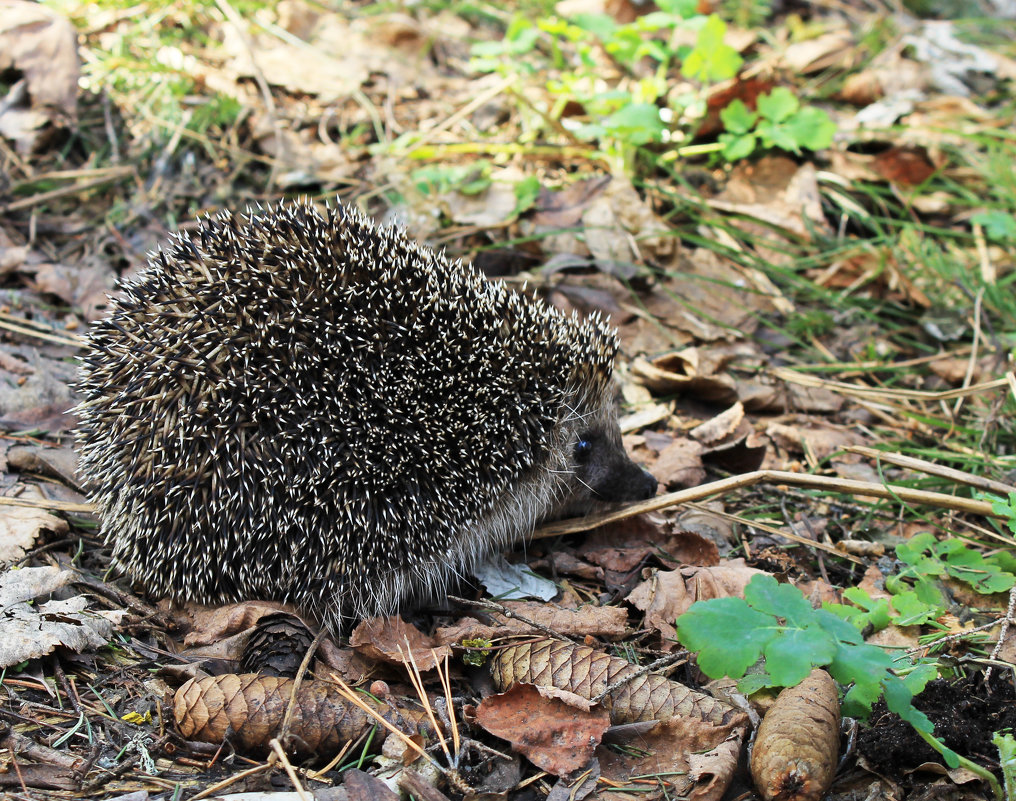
[636,468,658,500]
[597,461,657,502]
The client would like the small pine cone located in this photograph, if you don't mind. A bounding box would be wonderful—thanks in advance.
[491,640,739,726]
[240,612,315,678]
[174,674,427,756]
[750,668,841,801]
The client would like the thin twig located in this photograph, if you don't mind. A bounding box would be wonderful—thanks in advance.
[846,446,1016,496]
[0,169,134,214]
[190,762,273,800]
[533,469,1004,539]
[590,652,686,704]
[447,596,577,642]
[904,618,1007,658]
[682,501,865,564]
[986,587,1016,683]
[275,627,327,755]
[269,739,311,801]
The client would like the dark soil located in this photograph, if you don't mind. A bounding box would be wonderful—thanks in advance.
[857,669,1015,787]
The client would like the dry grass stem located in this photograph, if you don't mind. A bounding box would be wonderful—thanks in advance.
[535,469,1002,538]
[846,446,1016,495]
[0,496,94,513]
[772,366,1011,402]
[398,640,454,768]
[0,313,84,347]
[327,673,439,770]
[269,738,311,801]
[434,650,460,759]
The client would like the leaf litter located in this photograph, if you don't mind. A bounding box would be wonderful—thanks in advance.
[0,0,1014,799]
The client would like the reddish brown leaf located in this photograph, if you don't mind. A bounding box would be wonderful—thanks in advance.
[475,683,609,777]
[350,615,452,671]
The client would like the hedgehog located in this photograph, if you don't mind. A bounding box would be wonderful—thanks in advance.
[75,199,657,629]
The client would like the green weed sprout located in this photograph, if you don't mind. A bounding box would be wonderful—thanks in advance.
[676,574,1002,798]
[830,532,1015,631]
[719,87,835,160]
[468,3,746,168]
[994,731,1016,801]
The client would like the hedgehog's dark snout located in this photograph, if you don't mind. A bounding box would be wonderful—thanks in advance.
[590,458,657,503]
[618,463,658,501]
[572,430,657,504]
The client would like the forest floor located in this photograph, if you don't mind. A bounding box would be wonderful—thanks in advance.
[0,0,1015,799]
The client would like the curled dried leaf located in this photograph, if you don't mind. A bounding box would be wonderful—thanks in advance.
[490,639,740,725]
[174,673,427,756]
[475,683,610,777]
[750,668,841,801]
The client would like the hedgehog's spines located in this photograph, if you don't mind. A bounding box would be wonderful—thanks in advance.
[76,198,643,629]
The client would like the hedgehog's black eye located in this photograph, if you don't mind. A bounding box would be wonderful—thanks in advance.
[574,438,593,462]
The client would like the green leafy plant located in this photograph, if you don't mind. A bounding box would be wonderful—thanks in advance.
[829,586,892,631]
[892,531,1015,594]
[814,532,1014,633]
[994,731,1016,801]
[513,175,542,217]
[676,575,934,711]
[676,574,1003,797]
[972,210,1016,243]
[718,87,836,160]
[461,638,493,667]
[679,13,743,83]
[410,161,492,197]
[469,15,542,74]
[720,0,775,29]
[468,2,744,165]
[983,491,1016,538]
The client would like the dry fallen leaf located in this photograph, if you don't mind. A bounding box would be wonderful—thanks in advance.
[475,683,610,777]
[652,437,707,489]
[707,159,830,268]
[178,600,296,648]
[628,561,766,645]
[598,723,745,801]
[581,177,678,275]
[30,258,117,323]
[632,351,739,404]
[764,420,868,468]
[0,0,80,152]
[0,505,68,564]
[442,167,525,227]
[689,402,745,444]
[779,29,856,74]
[0,566,124,669]
[435,601,628,644]
[350,615,452,670]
